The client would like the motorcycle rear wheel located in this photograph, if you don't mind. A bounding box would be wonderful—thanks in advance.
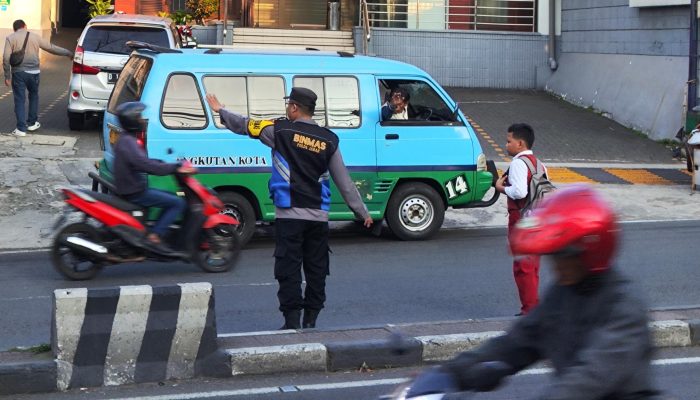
[52,223,104,280]
[194,224,241,273]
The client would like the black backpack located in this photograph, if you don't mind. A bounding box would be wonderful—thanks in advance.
[520,156,556,215]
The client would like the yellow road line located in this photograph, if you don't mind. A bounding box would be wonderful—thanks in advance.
[547,168,597,184]
[605,169,674,185]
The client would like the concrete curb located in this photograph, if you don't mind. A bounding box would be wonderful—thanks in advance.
[220,320,698,376]
[0,318,697,395]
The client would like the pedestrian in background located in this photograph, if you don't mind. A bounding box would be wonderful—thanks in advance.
[206,87,373,330]
[495,123,546,315]
[2,19,72,137]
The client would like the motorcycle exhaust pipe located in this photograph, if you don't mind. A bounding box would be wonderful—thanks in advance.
[61,236,109,259]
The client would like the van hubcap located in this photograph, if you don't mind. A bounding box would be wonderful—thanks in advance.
[399,196,434,232]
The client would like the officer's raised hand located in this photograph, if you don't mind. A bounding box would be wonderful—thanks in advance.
[206,93,223,113]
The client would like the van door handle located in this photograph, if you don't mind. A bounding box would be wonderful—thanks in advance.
[385,133,399,140]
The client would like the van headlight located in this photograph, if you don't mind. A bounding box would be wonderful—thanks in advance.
[477,153,487,171]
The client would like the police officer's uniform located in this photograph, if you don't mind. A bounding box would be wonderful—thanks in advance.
[217,87,370,329]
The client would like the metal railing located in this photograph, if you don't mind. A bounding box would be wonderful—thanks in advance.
[361,0,372,54]
[361,0,537,33]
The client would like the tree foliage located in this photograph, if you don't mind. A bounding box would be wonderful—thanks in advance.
[185,0,218,25]
[85,0,113,18]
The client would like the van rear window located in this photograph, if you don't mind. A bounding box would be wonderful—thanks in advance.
[82,26,169,55]
[107,56,152,113]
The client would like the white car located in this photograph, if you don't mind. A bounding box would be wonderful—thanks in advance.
[68,14,181,130]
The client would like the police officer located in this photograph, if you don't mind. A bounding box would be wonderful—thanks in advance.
[206,87,373,329]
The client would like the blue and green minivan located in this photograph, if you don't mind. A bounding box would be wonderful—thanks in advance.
[99,44,499,244]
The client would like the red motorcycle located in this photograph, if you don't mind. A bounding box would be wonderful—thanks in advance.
[51,163,241,280]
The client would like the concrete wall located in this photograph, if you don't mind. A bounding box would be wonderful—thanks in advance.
[355,27,552,89]
[545,1,690,140]
[0,0,55,43]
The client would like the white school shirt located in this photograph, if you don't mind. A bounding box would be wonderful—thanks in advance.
[504,150,547,200]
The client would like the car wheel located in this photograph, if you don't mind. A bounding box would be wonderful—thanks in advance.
[68,112,85,131]
[218,191,257,246]
[385,182,445,241]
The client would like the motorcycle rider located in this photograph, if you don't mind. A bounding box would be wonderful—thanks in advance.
[441,185,661,399]
[113,102,195,254]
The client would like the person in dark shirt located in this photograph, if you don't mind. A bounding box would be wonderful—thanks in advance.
[441,185,661,399]
[112,102,195,249]
[206,87,372,330]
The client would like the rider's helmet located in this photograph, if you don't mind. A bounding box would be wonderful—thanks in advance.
[115,101,146,134]
[510,184,618,273]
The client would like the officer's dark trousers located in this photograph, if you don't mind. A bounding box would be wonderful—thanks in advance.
[274,218,330,313]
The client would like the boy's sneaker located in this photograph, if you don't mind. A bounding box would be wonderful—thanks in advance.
[10,128,26,137]
[27,122,41,131]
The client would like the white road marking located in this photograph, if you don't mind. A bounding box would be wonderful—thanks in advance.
[106,357,700,399]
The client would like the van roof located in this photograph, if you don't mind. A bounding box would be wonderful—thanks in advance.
[134,48,429,76]
[88,13,172,26]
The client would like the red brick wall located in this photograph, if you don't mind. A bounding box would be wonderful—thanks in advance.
[114,0,138,14]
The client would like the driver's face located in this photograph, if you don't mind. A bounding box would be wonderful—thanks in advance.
[391,93,407,112]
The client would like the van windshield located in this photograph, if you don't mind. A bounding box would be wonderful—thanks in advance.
[83,25,169,55]
[107,56,153,113]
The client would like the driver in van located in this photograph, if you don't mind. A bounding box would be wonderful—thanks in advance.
[381,87,411,120]
[112,102,195,254]
[206,87,373,330]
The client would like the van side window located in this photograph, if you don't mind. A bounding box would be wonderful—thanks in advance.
[293,76,361,128]
[162,74,208,129]
[379,79,458,125]
[203,76,286,128]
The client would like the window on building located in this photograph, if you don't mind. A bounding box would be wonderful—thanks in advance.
[161,74,207,129]
[203,76,286,128]
[293,77,361,128]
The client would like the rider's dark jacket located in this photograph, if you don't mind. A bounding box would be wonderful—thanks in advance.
[113,134,179,196]
[447,269,660,400]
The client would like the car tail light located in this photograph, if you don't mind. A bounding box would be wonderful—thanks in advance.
[137,120,148,148]
[72,46,101,75]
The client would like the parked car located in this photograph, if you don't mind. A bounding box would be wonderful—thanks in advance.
[67,14,182,130]
[97,44,499,244]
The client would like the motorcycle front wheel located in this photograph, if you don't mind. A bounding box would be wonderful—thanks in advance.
[193,224,241,273]
[51,223,104,280]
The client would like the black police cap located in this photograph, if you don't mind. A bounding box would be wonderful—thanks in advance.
[284,87,317,109]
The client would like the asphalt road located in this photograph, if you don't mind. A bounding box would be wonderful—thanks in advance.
[11,347,700,399]
[0,220,698,351]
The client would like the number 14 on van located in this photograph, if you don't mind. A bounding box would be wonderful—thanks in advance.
[445,175,470,199]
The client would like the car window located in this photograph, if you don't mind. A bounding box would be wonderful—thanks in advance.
[82,25,169,55]
[203,76,286,128]
[107,56,152,113]
[293,76,360,128]
[161,74,207,129]
[379,79,457,124]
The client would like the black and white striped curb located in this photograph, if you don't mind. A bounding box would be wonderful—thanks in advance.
[51,283,224,391]
[225,319,700,376]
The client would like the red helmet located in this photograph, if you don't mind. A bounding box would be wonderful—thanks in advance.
[510,184,618,273]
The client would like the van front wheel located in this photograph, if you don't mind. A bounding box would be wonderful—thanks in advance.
[386,182,445,241]
[219,192,256,246]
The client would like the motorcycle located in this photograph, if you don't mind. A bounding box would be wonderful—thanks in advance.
[51,162,241,280]
[380,361,513,400]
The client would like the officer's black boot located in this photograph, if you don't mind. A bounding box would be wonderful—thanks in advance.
[302,309,320,329]
[279,310,301,330]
